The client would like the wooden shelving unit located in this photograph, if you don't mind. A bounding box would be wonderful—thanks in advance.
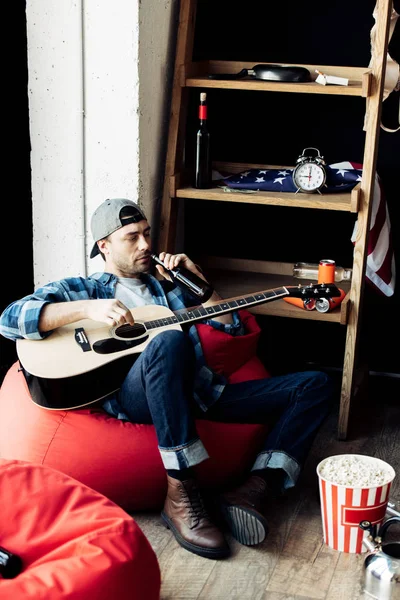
[185,61,372,97]
[158,0,393,440]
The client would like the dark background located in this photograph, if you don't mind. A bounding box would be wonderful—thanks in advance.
[1,1,399,383]
[1,2,33,383]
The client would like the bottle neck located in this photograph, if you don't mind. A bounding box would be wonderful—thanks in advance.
[199,104,207,121]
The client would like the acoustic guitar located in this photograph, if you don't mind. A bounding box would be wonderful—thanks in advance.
[17,283,340,410]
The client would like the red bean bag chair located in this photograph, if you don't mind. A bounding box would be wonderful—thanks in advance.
[0,459,160,600]
[195,309,270,384]
[0,311,270,512]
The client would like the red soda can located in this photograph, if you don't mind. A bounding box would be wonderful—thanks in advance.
[318,259,335,284]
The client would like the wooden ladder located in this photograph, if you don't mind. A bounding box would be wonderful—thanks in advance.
[157,0,394,440]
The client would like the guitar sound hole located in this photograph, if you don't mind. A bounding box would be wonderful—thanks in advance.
[114,323,146,339]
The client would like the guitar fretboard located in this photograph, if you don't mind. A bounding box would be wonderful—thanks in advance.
[145,287,289,330]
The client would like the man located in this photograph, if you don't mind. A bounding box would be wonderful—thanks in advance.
[0,198,333,560]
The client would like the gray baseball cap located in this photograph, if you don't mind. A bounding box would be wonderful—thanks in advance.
[90,198,147,258]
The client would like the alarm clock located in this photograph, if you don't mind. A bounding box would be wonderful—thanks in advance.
[292,147,327,194]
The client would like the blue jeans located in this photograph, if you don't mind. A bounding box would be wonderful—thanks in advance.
[117,330,333,490]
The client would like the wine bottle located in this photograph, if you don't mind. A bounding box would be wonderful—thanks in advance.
[293,262,352,282]
[151,254,214,302]
[0,546,23,579]
[195,92,212,189]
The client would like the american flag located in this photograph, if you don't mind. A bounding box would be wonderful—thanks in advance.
[222,162,363,193]
[220,161,395,297]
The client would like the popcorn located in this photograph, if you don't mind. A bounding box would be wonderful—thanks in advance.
[318,454,393,487]
[317,454,395,553]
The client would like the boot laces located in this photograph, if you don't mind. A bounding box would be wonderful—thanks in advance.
[181,481,209,526]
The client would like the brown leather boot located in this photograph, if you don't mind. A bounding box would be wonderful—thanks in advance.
[219,475,270,546]
[161,476,230,559]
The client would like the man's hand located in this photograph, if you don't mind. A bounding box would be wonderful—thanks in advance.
[156,252,233,324]
[156,252,206,282]
[84,299,134,327]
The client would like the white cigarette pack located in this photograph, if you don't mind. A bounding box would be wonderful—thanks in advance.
[315,71,349,86]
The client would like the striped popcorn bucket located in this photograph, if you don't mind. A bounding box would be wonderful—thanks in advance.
[317,454,395,553]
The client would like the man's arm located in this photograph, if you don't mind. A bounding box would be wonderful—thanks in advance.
[0,279,134,341]
[38,299,134,332]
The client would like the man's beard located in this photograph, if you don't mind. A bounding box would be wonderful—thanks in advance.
[131,254,152,274]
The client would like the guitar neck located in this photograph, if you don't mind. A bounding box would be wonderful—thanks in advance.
[144,286,290,331]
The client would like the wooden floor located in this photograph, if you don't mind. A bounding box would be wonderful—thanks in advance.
[133,375,400,600]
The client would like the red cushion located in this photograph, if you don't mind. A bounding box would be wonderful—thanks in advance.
[0,363,269,512]
[0,459,160,600]
[228,354,270,384]
[196,309,270,381]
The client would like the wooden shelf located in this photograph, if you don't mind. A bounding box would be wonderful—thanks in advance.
[184,61,372,97]
[196,257,351,324]
[175,183,360,213]
[172,162,360,212]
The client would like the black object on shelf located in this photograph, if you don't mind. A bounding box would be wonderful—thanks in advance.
[208,64,311,82]
[195,92,212,189]
[0,546,23,579]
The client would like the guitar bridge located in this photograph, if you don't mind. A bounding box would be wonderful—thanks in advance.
[74,327,92,352]
[93,335,149,354]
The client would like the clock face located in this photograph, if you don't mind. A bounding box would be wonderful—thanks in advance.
[293,162,326,192]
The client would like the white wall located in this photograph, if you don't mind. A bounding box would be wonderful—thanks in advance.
[138,0,177,235]
[27,1,86,284]
[27,0,177,287]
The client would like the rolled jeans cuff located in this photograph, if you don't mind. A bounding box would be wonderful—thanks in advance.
[251,450,301,490]
[159,438,209,470]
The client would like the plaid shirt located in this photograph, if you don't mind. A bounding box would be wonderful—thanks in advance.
[0,272,244,413]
